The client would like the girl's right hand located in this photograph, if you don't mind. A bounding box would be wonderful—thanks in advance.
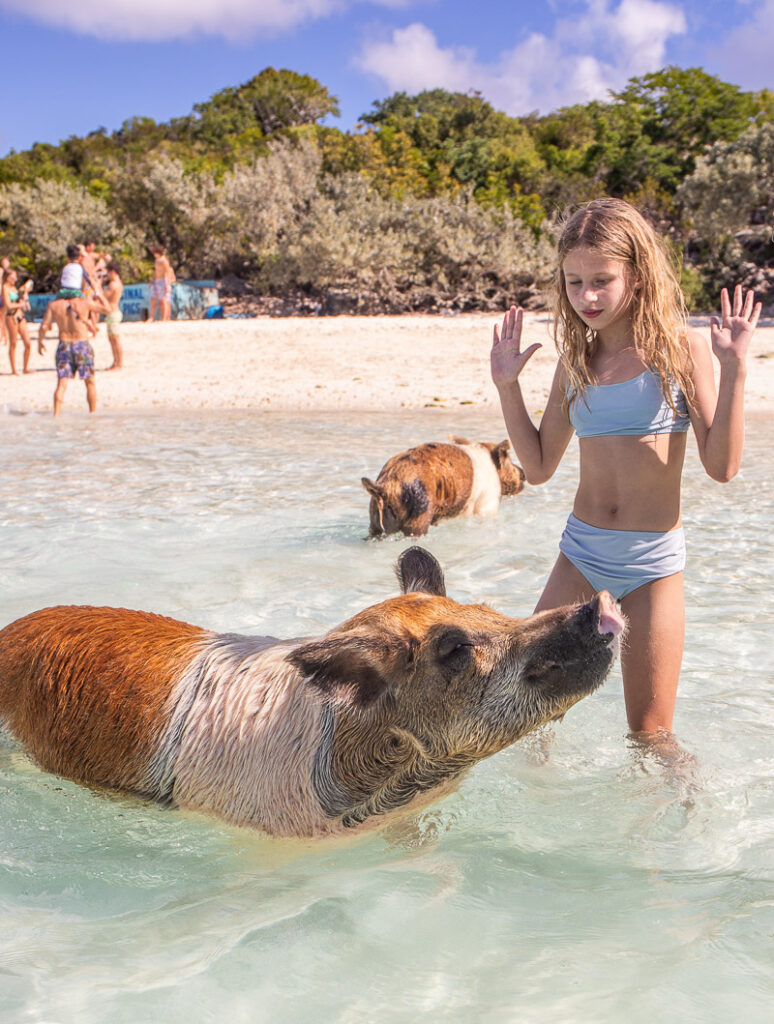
[490,306,542,387]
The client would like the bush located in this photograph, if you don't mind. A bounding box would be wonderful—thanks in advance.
[676,124,774,308]
[0,179,120,282]
[677,124,774,243]
[0,136,556,311]
[273,176,554,312]
[214,139,322,274]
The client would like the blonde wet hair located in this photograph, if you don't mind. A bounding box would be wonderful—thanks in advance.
[553,197,693,411]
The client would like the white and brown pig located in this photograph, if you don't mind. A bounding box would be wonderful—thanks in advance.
[362,437,525,537]
[0,548,623,838]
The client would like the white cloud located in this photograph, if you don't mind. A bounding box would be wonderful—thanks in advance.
[0,0,348,42]
[355,23,478,93]
[354,0,687,114]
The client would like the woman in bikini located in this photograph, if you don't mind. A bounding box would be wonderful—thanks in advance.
[2,268,34,375]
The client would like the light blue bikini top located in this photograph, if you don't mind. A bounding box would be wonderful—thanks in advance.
[567,368,690,438]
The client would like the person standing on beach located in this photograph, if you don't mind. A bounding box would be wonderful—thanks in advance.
[58,245,99,338]
[2,268,35,375]
[38,291,109,415]
[79,240,110,332]
[0,256,10,346]
[103,262,124,370]
[149,245,176,322]
[82,239,110,286]
[81,240,109,286]
[491,197,759,747]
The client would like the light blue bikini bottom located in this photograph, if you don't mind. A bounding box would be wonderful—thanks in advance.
[559,513,686,601]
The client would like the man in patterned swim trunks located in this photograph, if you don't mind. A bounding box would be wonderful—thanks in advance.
[38,291,109,416]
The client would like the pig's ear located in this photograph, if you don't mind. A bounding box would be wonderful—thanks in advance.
[395,546,446,597]
[487,440,511,468]
[288,635,401,707]
[362,477,385,501]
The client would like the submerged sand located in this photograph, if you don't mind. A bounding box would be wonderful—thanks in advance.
[2,313,773,416]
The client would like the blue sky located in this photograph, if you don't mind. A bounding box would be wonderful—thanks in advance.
[1,0,772,156]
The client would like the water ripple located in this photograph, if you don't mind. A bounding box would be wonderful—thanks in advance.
[1,409,772,1023]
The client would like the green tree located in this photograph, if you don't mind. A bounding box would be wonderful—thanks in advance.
[600,66,766,195]
[189,68,339,145]
[360,89,544,214]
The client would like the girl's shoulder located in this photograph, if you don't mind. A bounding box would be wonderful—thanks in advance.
[552,356,569,379]
[549,357,570,392]
[685,326,709,351]
[684,326,712,367]
[679,327,715,392]
[546,359,573,413]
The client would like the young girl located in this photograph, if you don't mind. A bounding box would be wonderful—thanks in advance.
[491,198,760,738]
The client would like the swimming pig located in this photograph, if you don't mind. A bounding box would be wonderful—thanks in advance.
[0,548,623,838]
[362,437,525,538]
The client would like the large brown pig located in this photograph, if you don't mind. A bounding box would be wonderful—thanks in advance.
[362,437,525,537]
[0,548,623,838]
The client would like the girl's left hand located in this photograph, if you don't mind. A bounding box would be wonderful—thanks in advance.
[710,285,761,366]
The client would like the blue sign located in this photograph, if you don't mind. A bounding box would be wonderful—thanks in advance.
[23,281,220,322]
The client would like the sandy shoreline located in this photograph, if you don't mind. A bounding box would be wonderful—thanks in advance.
[2,312,773,416]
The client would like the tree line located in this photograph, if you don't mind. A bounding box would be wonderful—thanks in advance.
[1,66,772,312]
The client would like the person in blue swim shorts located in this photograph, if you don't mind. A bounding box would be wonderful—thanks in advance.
[490,198,760,741]
[148,244,175,322]
[38,290,110,416]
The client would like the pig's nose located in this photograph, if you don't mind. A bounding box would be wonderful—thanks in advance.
[594,590,625,638]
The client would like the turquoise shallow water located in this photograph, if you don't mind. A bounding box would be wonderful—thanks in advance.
[0,406,772,1024]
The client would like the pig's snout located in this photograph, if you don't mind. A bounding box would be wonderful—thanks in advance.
[592,590,626,640]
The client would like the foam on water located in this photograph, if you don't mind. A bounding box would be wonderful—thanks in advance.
[1,407,772,1023]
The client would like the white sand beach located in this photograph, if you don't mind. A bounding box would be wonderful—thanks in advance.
[2,312,773,416]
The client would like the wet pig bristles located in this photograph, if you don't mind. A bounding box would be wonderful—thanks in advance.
[363,437,526,537]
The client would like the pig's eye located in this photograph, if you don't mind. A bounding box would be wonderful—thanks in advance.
[523,661,559,686]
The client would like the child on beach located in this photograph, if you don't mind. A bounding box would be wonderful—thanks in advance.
[58,246,99,338]
[59,244,87,297]
[491,197,760,740]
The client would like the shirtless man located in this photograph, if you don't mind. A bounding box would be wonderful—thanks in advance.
[82,240,110,292]
[149,245,175,322]
[38,292,109,416]
[80,240,109,332]
[57,246,97,340]
[103,262,124,370]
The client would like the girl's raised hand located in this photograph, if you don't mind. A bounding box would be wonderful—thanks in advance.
[490,306,542,387]
[710,285,761,366]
